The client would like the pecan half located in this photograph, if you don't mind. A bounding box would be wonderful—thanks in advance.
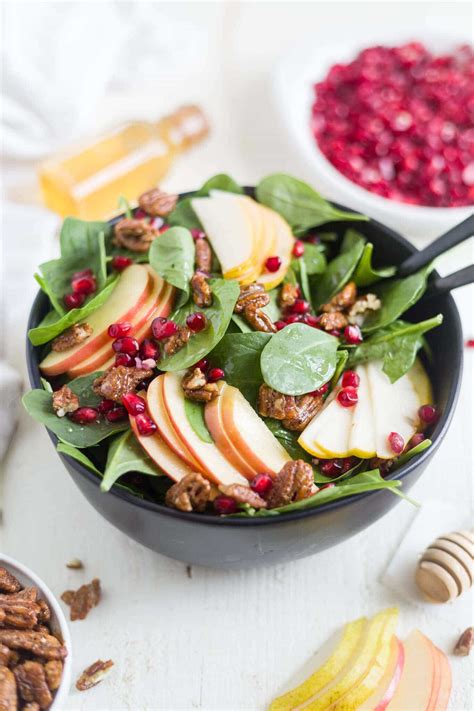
[14,661,52,709]
[244,305,277,333]
[0,590,37,604]
[235,283,270,313]
[194,237,212,273]
[52,385,79,417]
[0,601,37,630]
[51,323,92,352]
[113,218,158,252]
[318,311,348,331]
[93,366,153,402]
[138,188,178,217]
[348,293,381,325]
[278,283,299,309]
[182,368,219,403]
[76,659,114,691]
[321,281,357,313]
[61,579,101,622]
[0,645,11,666]
[219,484,267,509]
[60,591,75,607]
[23,704,41,711]
[165,473,211,512]
[454,627,474,656]
[191,272,212,308]
[0,666,17,711]
[44,661,62,691]
[0,570,21,595]
[163,326,192,356]
[266,460,316,508]
[282,393,324,432]
[0,631,67,661]
[258,385,298,421]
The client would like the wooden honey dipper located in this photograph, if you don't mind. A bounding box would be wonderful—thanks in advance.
[416,530,474,603]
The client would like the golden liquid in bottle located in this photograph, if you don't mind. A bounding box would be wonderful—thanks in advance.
[39,106,209,220]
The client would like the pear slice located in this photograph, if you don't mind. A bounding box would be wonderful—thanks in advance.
[257,209,294,290]
[298,394,354,458]
[348,365,376,458]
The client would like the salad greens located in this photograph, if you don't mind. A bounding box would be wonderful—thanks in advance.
[312,229,365,307]
[101,430,162,492]
[353,241,396,287]
[210,332,271,404]
[149,226,195,307]
[184,400,214,444]
[168,173,243,230]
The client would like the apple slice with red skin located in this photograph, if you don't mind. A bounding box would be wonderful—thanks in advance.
[357,637,404,711]
[433,646,452,711]
[40,264,151,377]
[387,630,440,711]
[159,372,248,487]
[216,383,291,476]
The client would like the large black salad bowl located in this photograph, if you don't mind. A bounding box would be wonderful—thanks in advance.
[26,192,464,568]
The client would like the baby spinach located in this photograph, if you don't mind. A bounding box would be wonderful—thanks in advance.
[332,349,349,386]
[292,255,312,307]
[159,278,240,371]
[101,430,162,492]
[57,442,103,476]
[168,174,243,230]
[59,217,111,264]
[264,419,312,462]
[395,438,432,467]
[28,277,117,345]
[210,332,271,404]
[255,173,367,235]
[260,323,338,396]
[184,400,213,443]
[117,195,133,219]
[352,241,396,287]
[149,226,195,307]
[312,230,365,308]
[362,264,434,333]
[348,316,442,382]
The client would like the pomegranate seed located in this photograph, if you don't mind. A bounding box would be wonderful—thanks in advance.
[140,339,160,360]
[311,383,329,397]
[290,299,310,315]
[275,320,287,331]
[319,483,336,491]
[97,399,115,414]
[135,414,157,436]
[186,312,207,333]
[388,431,405,454]
[112,255,133,271]
[115,353,134,367]
[304,314,321,328]
[342,370,360,388]
[292,240,305,258]
[121,392,146,416]
[112,337,139,356]
[194,358,209,371]
[191,229,206,240]
[320,458,354,477]
[70,407,99,424]
[265,256,282,273]
[151,317,178,340]
[108,322,132,338]
[159,225,170,234]
[71,275,96,295]
[337,387,358,407]
[418,404,438,424]
[250,473,273,496]
[306,234,321,245]
[207,367,225,382]
[133,208,147,219]
[106,406,128,422]
[328,329,341,338]
[214,495,238,515]
[466,339,474,348]
[407,432,425,450]
[72,268,93,280]
[64,292,85,310]
[344,325,363,345]
[283,314,303,324]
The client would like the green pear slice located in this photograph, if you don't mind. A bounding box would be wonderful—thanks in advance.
[348,365,376,458]
[298,394,354,458]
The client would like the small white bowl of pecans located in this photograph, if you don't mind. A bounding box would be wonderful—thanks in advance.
[0,555,72,711]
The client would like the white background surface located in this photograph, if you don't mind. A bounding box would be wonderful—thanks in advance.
[1,2,473,710]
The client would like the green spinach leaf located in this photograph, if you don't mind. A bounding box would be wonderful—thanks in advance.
[184,399,213,443]
[210,332,271,404]
[353,241,396,287]
[159,278,240,371]
[312,229,365,308]
[168,174,243,230]
[395,438,432,467]
[149,226,195,307]
[101,430,161,492]
[57,442,103,476]
[292,255,312,307]
[117,196,133,219]
[260,323,338,396]
[299,242,327,275]
[255,173,367,235]
[264,419,312,462]
[332,349,349,386]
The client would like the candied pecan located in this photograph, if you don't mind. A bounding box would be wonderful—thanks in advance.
[266,460,316,508]
[0,631,66,661]
[243,304,277,333]
[235,283,270,313]
[35,601,49,625]
[282,393,324,432]
[321,281,357,313]
[14,661,52,709]
[165,473,211,512]
[0,570,21,595]
[93,366,153,402]
[348,293,381,325]
[44,661,62,691]
[52,385,79,417]
[60,591,74,607]
[23,704,41,711]
[182,368,219,403]
[0,590,37,604]
[32,627,50,636]
[138,188,178,217]
[319,311,348,331]
[257,384,298,421]
[191,272,212,308]
[369,457,395,476]
[0,645,11,666]
[51,323,92,352]
[0,602,37,630]
[219,484,267,509]
[454,627,474,656]
[76,659,114,691]
[278,282,299,309]
[113,218,158,253]
[0,666,17,711]
[65,579,101,622]
[163,325,192,356]
[194,237,212,273]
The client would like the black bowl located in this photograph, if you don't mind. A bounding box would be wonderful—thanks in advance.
[26,194,463,568]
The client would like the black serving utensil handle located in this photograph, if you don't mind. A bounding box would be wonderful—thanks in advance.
[398,214,474,277]
[424,265,474,299]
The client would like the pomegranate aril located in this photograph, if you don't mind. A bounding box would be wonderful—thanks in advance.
[72,268,93,280]
[64,292,86,310]
[283,314,303,324]
[342,370,360,388]
[71,275,96,295]
[319,483,336,491]
[311,383,329,397]
[107,322,132,338]
[265,256,282,273]
[250,473,273,497]
[121,392,146,416]
[207,367,225,383]
[290,299,310,315]
[275,320,287,331]
[151,317,178,340]
[388,431,405,454]
[328,329,341,338]
[320,457,354,477]
[70,407,99,424]
[112,255,133,271]
[214,495,238,515]
[115,353,134,367]
[186,312,207,333]
[140,339,160,360]
[194,358,209,371]
[106,406,128,422]
[292,240,305,258]
[133,208,147,220]
[191,229,206,240]
[418,404,438,424]
[407,432,425,450]
[135,414,157,437]
[344,324,363,345]
[337,386,358,408]
[112,336,139,356]
[304,314,321,328]
[97,399,115,414]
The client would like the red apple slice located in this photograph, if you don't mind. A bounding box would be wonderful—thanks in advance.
[160,372,248,486]
[40,264,151,377]
[358,637,404,711]
[217,384,291,476]
[433,646,452,711]
[388,630,438,711]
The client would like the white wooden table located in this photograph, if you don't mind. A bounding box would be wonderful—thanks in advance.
[1,3,473,709]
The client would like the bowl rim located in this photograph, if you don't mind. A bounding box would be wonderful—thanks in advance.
[25,196,464,527]
[0,553,73,709]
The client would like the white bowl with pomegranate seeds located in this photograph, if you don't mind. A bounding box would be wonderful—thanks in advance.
[272,32,473,240]
[0,554,72,710]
